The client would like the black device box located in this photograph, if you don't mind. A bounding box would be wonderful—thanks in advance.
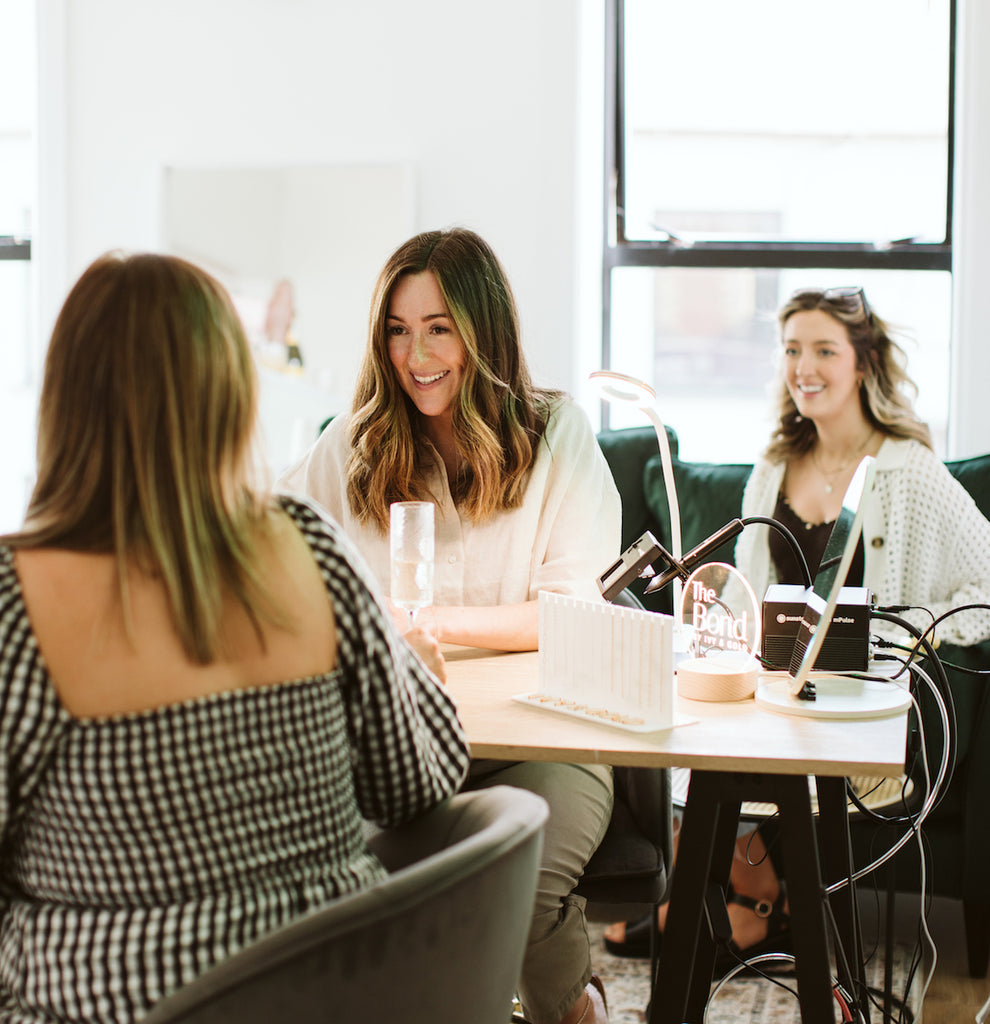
[761,584,873,671]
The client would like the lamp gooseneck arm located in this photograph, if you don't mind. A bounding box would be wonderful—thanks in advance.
[642,405,682,619]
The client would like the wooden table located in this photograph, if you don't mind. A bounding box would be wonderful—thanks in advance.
[443,646,910,1024]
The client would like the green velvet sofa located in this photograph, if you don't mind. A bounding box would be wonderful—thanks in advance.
[596,425,990,978]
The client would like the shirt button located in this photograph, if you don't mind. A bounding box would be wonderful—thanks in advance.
[870,536,884,549]
[447,555,458,564]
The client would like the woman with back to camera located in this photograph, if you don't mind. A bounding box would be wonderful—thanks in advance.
[605,285,990,969]
[0,252,470,1023]
[279,227,620,1024]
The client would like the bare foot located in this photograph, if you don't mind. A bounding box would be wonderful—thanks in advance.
[726,829,787,950]
[557,979,608,1024]
[603,902,669,946]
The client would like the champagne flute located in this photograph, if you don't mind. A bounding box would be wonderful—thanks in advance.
[389,501,435,630]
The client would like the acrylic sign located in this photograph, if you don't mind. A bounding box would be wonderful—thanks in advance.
[679,561,761,664]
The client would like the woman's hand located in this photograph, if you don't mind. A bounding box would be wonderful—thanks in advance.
[387,599,441,640]
[386,599,413,635]
[404,625,446,684]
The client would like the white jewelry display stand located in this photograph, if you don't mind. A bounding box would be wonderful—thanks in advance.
[520,592,695,733]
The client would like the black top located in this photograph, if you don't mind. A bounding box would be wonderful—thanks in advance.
[769,492,865,587]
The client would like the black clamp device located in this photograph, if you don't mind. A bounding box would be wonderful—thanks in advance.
[597,531,669,602]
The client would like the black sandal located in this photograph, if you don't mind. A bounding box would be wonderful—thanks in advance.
[714,886,791,976]
[602,914,654,959]
[602,889,790,970]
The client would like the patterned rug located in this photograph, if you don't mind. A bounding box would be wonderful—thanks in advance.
[587,920,920,1023]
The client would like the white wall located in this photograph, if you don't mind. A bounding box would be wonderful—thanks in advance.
[34,0,990,459]
[38,0,587,399]
[950,0,990,457]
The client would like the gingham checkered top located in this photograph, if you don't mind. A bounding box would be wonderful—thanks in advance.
[0,496,469,1024]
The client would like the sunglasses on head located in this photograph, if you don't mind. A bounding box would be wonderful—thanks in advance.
[793,286,872,323]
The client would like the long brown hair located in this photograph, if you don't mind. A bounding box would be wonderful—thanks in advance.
[347,228,561,530]
[764,287,931,463]
[5,252,279,663]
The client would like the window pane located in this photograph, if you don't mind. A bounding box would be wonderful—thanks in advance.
[607,267,951,463]
[622,0,950,244]
[0,0,37,533]
[0,259,36,532]
[0,0,36,235]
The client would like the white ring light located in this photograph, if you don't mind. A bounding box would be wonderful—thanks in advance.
[590,370,683,633]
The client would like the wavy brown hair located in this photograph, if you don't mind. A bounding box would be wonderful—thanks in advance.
[347,228,561,531]
[764,287,931,464]
[5,252,279,663]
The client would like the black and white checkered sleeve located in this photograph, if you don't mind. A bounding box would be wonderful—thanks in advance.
[0,549,72,903]
[281,499,470,827]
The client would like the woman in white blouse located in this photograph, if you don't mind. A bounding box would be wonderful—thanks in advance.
[280,227,620,1024]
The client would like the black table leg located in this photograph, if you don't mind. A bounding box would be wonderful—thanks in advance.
[649,770,837,1024]
[772,775,835,1020]
[817,775,870,1022]
[650,770,740,1024]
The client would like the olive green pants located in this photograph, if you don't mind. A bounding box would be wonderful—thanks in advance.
[465,759,613,1024]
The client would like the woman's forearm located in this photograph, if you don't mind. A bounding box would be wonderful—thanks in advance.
[430,601,539,652]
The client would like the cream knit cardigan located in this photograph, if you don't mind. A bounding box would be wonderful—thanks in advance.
[734,438,990,646]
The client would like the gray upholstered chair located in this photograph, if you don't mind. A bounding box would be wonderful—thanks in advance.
[143,786,549,1024]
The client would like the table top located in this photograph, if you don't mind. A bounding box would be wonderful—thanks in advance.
[443,646,909,777]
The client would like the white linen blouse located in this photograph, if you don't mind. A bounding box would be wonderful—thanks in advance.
[277,399,621,608]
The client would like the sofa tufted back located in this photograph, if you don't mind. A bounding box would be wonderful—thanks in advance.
[945,452,990,520]
[597,426,990,620]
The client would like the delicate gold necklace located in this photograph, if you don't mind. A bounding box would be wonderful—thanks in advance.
[811,430,876,494]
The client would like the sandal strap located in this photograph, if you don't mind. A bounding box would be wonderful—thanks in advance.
[729,893,774,917]
[727,884,789,930]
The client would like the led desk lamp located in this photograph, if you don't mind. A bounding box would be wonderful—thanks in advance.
[590,371,683,633]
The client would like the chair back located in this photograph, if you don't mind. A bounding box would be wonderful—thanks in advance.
[576,764,673,908]
[143,786,548,1024]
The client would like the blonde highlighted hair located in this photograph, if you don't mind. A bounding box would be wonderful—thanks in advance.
[347,228,561,530]
[764,287,931,464]
[5,251,278,663]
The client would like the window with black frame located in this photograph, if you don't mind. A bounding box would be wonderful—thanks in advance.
[1,0,38,531]
[602,0,955,461]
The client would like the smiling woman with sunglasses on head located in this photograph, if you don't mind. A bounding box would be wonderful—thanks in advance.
[738,285,990,637]
[605,285,990,971]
